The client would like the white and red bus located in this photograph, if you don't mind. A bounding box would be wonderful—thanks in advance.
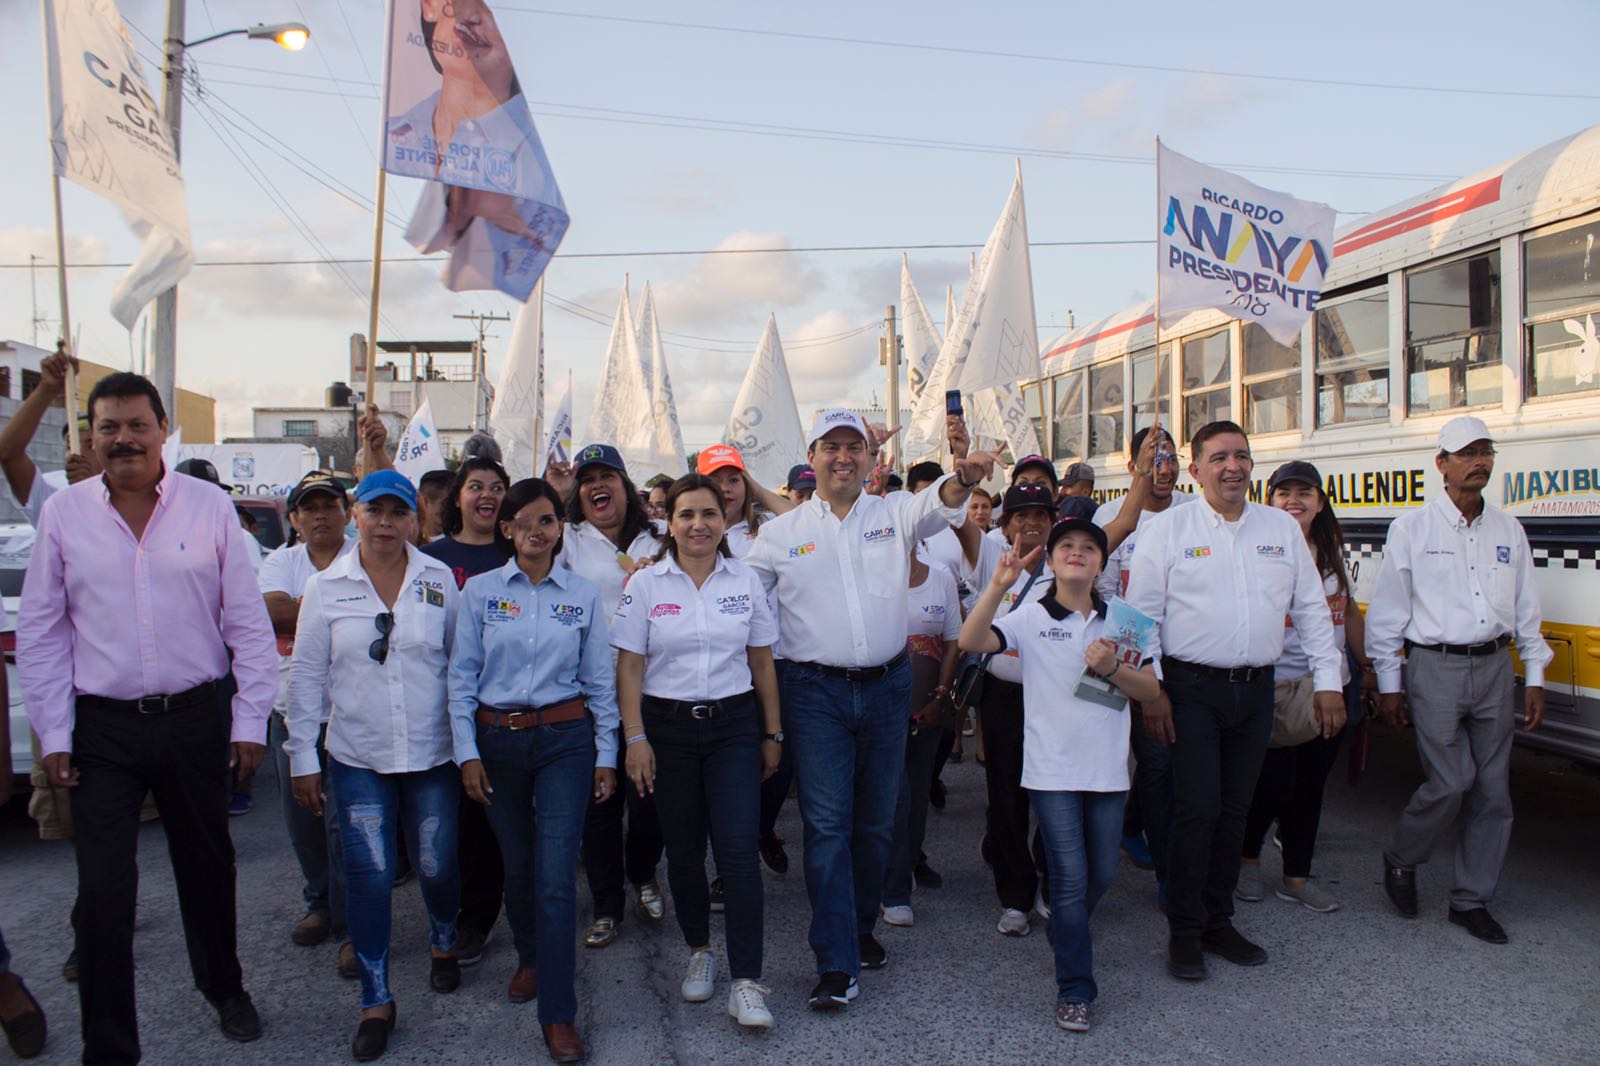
[1030,124,1600,764]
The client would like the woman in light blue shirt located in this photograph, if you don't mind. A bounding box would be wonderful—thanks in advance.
[447,478,617,1064]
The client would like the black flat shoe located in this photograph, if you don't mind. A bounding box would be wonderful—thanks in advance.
[1383,858,1419,918]
[1166,935,1206,981]
[0,975,47,1058]
[1200,923,1268,967]
[430,955,461,993]
[352,1003,396,1062]
[1449,906,1508,944]
[215,993,262,1043]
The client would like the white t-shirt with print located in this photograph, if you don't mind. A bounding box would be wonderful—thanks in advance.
[1277,566,1353,685]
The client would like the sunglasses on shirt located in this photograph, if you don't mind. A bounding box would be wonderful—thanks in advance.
[369,612,395,664]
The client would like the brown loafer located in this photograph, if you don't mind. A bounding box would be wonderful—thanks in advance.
[0,974,47,1059]
[507,966,538,1004]
[542,1022,586,1063]
[337,941,359,980]
[291,910,332,947]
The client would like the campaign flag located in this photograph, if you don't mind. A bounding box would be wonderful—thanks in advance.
[1157,142,1336,345]
[43,0,194,328]
[907,170,1040,458]
[635,282,687,475]
[489,277,544,480]
[542,369,573,474]
[394,398,447,485]
[900,255,941,400]
[974,383,1042,463]
[723,315,805,488]
[584,288,662,483]
[383,0,568,300]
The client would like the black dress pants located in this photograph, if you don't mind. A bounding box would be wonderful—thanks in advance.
[70,693,244,1065]
[980,678,1047,912]
[582,740,664,921]
[456,791,505,938]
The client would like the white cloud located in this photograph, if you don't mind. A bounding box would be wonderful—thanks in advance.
[1032,80,1139,150]
[1160,75,1254,136]
[650,232,825,331]
[179,238,452,323]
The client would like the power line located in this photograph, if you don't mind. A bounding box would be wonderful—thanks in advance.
[498,6,1600,102]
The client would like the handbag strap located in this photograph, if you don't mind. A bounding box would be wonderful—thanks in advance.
[972,562,1046,674]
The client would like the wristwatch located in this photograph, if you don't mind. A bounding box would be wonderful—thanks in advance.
[763,731,785,743]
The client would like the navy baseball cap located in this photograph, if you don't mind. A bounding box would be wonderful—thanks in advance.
[1001,481,1056,515]
[354,469,418,510]
[176,457,232,492]
[574,442,626,476]
[1266,460,1323,495]
[787,464,816,491]
[1057,494,1098,521]
[1047,515,1108,559]
[1011,454,1058,486]
[288,469,348,511]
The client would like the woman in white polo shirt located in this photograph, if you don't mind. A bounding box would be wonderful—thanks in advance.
[960,517,1159,1036]
[613,474,783,1030]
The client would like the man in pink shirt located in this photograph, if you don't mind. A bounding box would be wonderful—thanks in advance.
[17,372,279,1065]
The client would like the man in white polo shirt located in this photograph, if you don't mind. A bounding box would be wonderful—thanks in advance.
[1125,420,1343,983]
[744,408,995,1010]
[1366,415,1550,945]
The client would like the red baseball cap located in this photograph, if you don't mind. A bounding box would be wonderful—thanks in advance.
[697,444,745,476]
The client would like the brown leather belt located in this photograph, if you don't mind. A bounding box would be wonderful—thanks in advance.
[475,697,587,731]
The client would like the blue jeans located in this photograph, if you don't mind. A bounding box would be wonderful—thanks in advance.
[270,713,347,934]
[327,759,460,1010]
[1030,790,1125,1005]
[476,715,595,1026]
[782,658,909,977]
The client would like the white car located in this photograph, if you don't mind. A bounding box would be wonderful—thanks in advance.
[2,522,35,792]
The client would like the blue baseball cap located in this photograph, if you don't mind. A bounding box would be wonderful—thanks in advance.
[574,442,626,476]
[353,469,418,510]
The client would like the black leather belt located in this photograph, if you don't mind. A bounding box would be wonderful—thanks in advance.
[642,692,756,720]
[797,648,909,682]
[79,679,221,716]
[1406,634,1510,657]
[1163,657,1272,684]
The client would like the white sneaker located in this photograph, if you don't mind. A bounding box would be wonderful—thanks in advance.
[881,904,914,927]
[1032,889,1052,922]
[997,908,1030,937]
[727,979,775,1029]
[681,949,716,1002]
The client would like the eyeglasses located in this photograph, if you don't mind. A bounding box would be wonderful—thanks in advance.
[1452,446,1496,460]
[369,612,395,664]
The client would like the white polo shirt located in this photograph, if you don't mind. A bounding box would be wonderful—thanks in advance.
[556,519,663,626]
[1092,491,1197,600]
[1364,492,1551,694]
[610,552,777,700]
[1125,496,1342,693]
[744,476,965,668]
[284,544,460,777]
[257,537,356,714]
[991,595,1131,793]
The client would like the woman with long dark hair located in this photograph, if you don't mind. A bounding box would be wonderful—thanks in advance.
[614,474,782,1028]
[1236,461,1372,913]
[447,478,618,1064]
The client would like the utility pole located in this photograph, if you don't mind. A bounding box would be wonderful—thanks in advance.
[879,305,902,471]
[150,0,187,424]
[453,310,510,431]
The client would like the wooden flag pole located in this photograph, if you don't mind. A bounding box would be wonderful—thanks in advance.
[49,169,81,454]
[362,168,387,470]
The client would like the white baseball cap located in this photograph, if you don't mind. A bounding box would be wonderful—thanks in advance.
[807,408,870,447]
[1437,415,1495,454]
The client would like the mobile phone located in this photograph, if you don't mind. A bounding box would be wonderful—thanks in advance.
[945,389,963,417]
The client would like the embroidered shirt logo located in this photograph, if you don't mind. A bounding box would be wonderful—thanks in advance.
[863,526,897,543]
[1496,545,1511,564]
[789,542,817,558]
[650,603,682,618]
[921,604,946,617]
[485,597,520,622]
[716,594,752,615]
[1183,546,1213,559]
[550,603,585,626]
[1255,544,1286,558]
[1038,626,1071,641]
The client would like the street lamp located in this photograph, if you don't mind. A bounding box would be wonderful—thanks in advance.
[150,6,312,430]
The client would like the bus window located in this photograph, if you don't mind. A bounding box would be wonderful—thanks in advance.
[1315,289,1389,426]
[1088,359,1124,457]
[1021,382,1047,453]
[1130,345,1168,434]
[1242,324,1300,434]
[1406,249,1501,413]
[1051,371,1085,462]
[1182,329,1231,438]
[1524,216,1600,399]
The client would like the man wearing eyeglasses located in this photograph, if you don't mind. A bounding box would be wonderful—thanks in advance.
[1366,415,1552,945]
[17,372,279,1062]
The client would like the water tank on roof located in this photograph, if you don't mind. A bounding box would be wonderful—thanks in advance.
[327,381,353,408]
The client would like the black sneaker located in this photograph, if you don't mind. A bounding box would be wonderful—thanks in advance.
[858,933,888,971]
[456,926,490,967]
[1200,923,1268,967]
[1383,858,1419,918]
[807,971,859,1010]
[913,862,944,890]
[710,877,726,913]
[759,834,789,875]
[1448,906,1508,944]
[1166,935,1206,981]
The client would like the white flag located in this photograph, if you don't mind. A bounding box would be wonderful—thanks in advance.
[723,315,805,488]
[975,384,1042,462]
[635,283,687,474]
[542,370,573,474]
[489,278,544,481]
[907,169,1040,458]
[900,255,941,400]
[43,0,193,329]
[1157,141,1336,345]
[584,288,662,483]
[394,398,447,485]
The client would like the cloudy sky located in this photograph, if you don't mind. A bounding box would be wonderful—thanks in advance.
[3,0,1596,445]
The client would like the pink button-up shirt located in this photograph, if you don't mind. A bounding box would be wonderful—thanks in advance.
[18,466,279,756]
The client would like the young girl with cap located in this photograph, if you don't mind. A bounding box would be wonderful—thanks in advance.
[959,516,1160,1035]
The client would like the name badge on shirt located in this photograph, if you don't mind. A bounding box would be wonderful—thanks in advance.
[485,597,521,622]
[717,594,752,616]
[863,526,897,543]
[1038,626,1071,642]
[550,603,585,626]
[1256,544,1286,558]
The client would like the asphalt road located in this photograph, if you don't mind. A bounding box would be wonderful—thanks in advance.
[3,725,1597,1065]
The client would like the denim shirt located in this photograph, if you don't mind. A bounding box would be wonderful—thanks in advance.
[447,558,618,769]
